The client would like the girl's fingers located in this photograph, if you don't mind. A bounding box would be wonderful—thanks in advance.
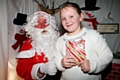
[79,60,90,72]
[62,54,77,68]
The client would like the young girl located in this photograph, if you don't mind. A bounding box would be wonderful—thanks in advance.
[54,2,113,80]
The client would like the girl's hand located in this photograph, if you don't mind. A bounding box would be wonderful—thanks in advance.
[78,60,90,73]
[61,54,76,68]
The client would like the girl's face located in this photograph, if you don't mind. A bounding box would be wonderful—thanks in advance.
[60,6,83,35]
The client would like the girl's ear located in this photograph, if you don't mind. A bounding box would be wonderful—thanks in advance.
[79,13,84,21]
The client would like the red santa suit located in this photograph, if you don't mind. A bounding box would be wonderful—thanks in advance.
[16,11,60,80]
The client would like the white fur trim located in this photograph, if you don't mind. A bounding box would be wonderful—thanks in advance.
[16,50,35,58]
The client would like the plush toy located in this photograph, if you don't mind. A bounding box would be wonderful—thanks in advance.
[12,13,28,52]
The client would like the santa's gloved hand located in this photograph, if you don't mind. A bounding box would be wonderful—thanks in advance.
[40,61,57,75]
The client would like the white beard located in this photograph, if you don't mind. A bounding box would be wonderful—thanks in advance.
[24,11,60,60]
[30,26,59,60]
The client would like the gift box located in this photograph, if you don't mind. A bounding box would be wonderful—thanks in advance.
[66,40,86,64]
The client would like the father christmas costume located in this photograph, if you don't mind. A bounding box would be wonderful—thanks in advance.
[16,11,60,80]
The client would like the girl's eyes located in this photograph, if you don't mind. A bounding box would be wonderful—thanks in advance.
[61,16,74,20]
[70,16,73,18]
[61,18,66,20]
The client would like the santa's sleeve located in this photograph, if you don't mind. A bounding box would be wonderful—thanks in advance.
[16,55,46,80]
[16,38,44,80]
[16,58,34,80]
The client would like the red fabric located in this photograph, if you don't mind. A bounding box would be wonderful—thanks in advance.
[16,38,48,80]
[19,38,32,52]
[16,58,34,80]
[12,33,27,52]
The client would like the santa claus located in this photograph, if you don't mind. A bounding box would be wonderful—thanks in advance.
[16,11,60,80]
